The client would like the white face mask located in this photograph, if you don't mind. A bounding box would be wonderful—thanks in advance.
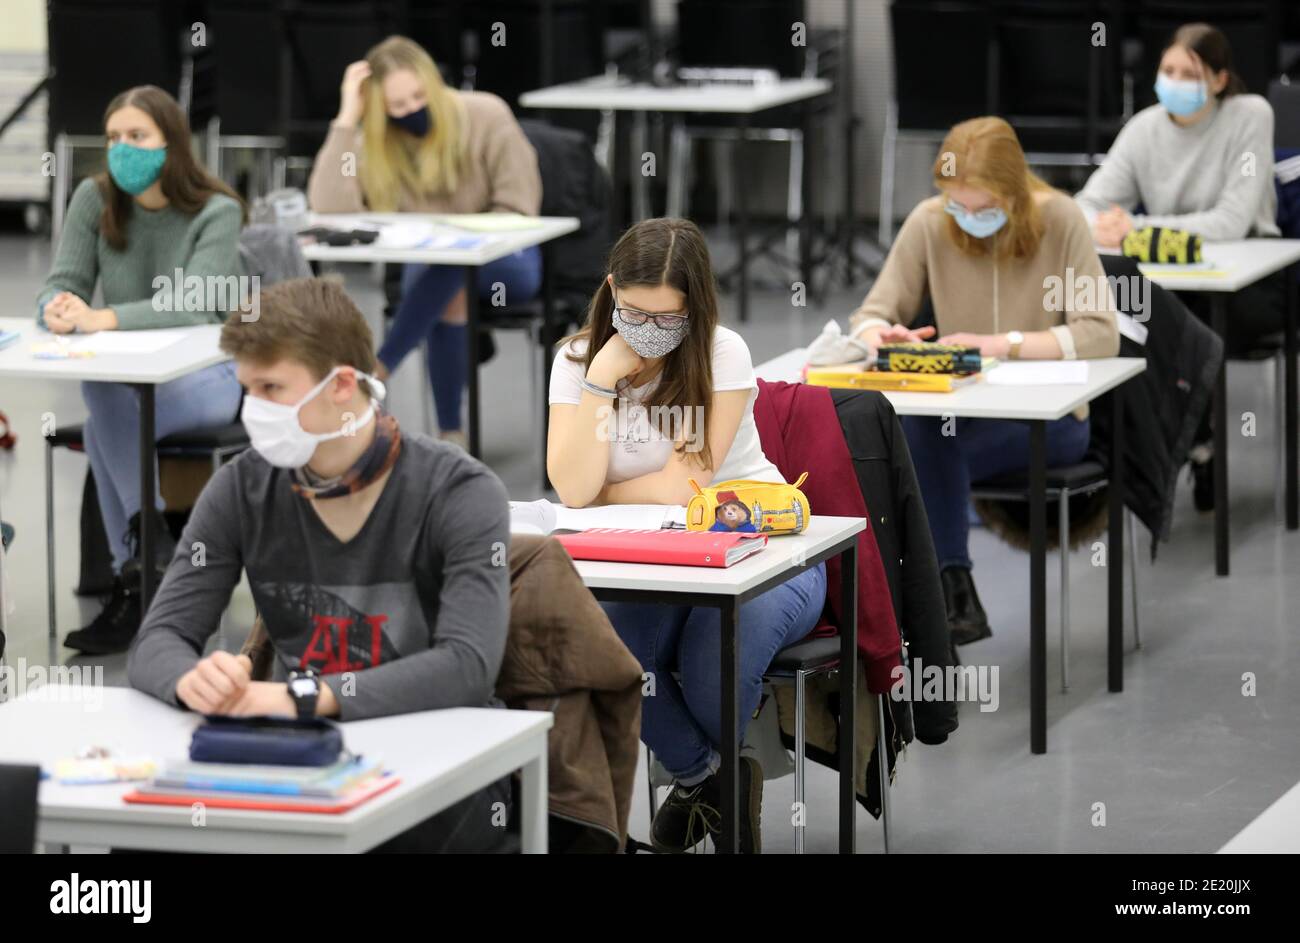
[240,366,387,469]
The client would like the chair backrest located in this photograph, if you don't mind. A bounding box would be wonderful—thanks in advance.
[0,764,40,853]
[889,0,995,132]
[206,0,285,136]
[47,0,187,136]
[676,0,805,76]
[278,0,401,156]
[1269,79,1300,148]
[1132,0,1281,108]
[518,119,613,303]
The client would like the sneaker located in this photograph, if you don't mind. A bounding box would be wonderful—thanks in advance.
[63,573,143,655]
[651,756,763,854]
[941,565,992,645]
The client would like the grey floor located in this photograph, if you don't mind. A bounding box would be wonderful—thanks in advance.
[1,228,1297,854]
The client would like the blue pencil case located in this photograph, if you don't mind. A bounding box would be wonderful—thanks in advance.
[189,716,344,767]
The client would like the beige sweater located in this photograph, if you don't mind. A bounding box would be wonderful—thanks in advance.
[852,190,1119,362]
[307,90,542,216]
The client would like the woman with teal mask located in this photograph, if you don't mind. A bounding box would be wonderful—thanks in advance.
[847,117,1119,648]
[1075,22,1280,511]
[37,85,247,655]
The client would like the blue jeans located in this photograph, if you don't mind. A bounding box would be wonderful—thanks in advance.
[601,561,827,783]
[902,414,1092,570]
[81,361,243,571]
[377,247,543,432]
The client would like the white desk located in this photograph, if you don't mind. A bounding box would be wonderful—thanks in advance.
[1219,781,1300,853]
[300,213,580,461]
[0,688,552,854]
[756,350,1147,755]
[572,514,871,853]
[0,316,230,624]
[1136,239,1300,574]
[520,76,833,322]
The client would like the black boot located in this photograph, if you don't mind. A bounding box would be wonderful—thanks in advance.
[63,572,143,654]
[941,565,992,646]
[651,756,763,854]
[124,509,174,577]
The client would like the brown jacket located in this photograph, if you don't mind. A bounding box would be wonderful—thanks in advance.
[242,534,641,853]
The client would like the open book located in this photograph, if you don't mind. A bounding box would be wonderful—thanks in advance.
[509,500,687,536]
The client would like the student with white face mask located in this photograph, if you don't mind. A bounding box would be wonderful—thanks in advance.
[128,277,515,851]
[1075,22,1281,511]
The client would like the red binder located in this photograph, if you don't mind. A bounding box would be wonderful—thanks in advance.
[555,528,768,567]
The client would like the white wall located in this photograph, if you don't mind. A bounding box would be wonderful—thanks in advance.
[2,0,47,53]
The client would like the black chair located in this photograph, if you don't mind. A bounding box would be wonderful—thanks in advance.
[204,0,288,198]
[1132,0,1282,109]
[276,0,400,188]
[47,0,189,243]
[971,461,1142,693]
[991,0,1129,166]
[881,0,996,246]
[643,634,894,854]
[45,421,250,642]
[1269,78,1300,149]
[0,765,40,853]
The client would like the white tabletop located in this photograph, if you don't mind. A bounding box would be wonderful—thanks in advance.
[1218,781,1300,853]
[755,348,1146,421]
[520,75,832,114]
[1135,238,1300,292]
[572,514,864,597]
[0,316,227,384]
[299,213,580,266]
[0,687,552,853]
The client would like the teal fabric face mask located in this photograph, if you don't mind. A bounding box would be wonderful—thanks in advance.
[107,142,167,195]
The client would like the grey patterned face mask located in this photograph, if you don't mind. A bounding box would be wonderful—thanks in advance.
[613,307,690,359]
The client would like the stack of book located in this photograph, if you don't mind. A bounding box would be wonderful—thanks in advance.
[122,755,397,814]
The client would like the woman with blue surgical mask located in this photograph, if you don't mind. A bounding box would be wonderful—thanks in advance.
[849,116,1119,649]
[36,85,246,656]
[1075,22,1281,511]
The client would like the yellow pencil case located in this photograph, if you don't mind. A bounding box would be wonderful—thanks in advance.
[686,473,811,535]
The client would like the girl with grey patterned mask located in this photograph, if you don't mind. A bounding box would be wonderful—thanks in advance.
[612,294,690,358]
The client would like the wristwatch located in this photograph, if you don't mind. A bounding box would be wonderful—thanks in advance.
[287,667,320,720]
[1006,330,1025,360]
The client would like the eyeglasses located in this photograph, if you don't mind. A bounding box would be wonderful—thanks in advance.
[614,305,689,331]
[944,198,1003,223]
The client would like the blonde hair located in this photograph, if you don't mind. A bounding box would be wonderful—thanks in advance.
[932,116,1054,259]
[359,36,467,211]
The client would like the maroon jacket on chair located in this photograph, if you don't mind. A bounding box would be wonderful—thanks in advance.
[753,379,902,692]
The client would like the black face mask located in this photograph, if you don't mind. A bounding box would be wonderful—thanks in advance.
[388,106,431,138]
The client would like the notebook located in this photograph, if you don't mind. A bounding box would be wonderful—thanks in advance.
[806,367,982,393]
[123,773,400,814]
[556,528,767,567]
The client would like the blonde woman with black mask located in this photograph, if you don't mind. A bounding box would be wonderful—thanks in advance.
[309,35,542,448]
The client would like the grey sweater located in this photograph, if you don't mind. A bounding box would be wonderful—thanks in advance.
[127,433,511,721]
[1075,94,1279,240]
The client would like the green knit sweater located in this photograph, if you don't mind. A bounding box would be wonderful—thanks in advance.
[38,178,244,331]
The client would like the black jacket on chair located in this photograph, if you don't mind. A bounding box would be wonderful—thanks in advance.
[1089,255,1224,548]
[829,388,957,745]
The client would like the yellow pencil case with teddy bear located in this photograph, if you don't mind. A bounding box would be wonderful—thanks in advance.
[685,473,811,535]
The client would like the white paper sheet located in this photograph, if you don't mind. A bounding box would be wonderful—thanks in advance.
[69,328,192,355]
[508,500,686,534]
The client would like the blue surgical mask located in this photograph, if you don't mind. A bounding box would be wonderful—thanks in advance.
[944,199,1007,239]
[1154,74,1207,117]
[107,142,167,196]
[388,107,431,137]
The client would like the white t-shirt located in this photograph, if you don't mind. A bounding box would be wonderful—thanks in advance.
[548,326,784,486]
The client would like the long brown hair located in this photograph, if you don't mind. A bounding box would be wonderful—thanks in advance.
[1164,22,1246,100]
[932,116,1055,260]
[95,85,245,250]
[565,217,720,470]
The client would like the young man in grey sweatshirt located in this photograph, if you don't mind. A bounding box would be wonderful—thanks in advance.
[127,277,512,852]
